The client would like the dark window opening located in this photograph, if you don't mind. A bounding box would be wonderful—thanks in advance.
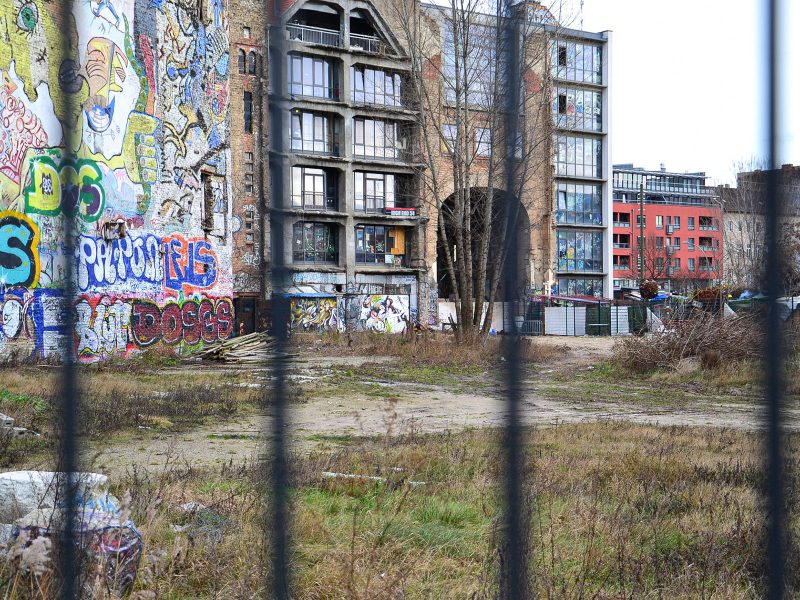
[244,91,253,133]
[557,93,567,114]
[558,44,567,66]
[238,49,246,74]
[248,51,257,75]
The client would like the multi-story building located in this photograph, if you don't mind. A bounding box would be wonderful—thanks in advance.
[720,163,800,289]
[230,0,269,333]
[268,0,426,333]
[550,27,613,298]
[612,164,722,294]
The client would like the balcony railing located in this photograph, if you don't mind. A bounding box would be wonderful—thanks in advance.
[291,193,338,211]
[613,264,631,271]
[350,33,385,54]
[352,147,413,163]
[699,265,715,272]
[356,195,417,214]
[698,245,718,252]
[698,223,718,231]
[291,139,341,157]
[287,24,342,48]
[613,243,630,249]
[613,221,630,228]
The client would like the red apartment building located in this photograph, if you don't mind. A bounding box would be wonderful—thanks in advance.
[612,164,722,294]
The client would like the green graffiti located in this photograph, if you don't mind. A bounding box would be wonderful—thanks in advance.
[23,155,106,221]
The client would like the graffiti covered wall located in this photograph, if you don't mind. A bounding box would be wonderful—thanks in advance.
[0,0,232,362]
[351,295,409,334]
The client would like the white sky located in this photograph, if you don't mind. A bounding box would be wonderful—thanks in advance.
[573,0,800,185]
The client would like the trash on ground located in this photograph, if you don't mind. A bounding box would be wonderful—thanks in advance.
[0,471,142,594]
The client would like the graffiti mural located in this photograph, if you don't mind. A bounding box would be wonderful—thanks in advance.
[290,297,342,333]
[354,295,409,334]
[0,0,232,362]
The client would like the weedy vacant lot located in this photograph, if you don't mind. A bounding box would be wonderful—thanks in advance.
[3,422,795,599]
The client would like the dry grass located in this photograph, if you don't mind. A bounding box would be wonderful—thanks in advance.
[3,423,794,598]
[293,331,565,368]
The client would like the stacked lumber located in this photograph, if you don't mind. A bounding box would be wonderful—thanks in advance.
[195,332,277,363]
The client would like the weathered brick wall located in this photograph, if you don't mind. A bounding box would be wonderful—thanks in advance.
[0,0,233,362]
[229,0,267,297]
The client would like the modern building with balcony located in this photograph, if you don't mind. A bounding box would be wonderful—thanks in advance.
[269,0,426,333]
[612,164,722,294]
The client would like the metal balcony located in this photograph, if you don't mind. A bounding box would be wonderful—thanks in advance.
[287,24,342,48]
[350,33,385,54]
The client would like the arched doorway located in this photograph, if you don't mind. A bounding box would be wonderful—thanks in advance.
[436,188,530,301]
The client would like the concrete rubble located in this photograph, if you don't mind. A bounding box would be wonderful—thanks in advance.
[0,471,142,593]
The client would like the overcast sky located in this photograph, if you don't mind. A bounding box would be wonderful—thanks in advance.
[573,0,799,185]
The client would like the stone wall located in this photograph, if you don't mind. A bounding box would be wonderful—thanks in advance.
[0,0,233,362]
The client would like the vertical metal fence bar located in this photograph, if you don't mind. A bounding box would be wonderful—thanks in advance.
[500,5,526,598]
[58,0,80,596]
[764,0,786,597]
[267,18,291,600]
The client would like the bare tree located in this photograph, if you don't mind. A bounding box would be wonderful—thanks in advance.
[390,0,565,341]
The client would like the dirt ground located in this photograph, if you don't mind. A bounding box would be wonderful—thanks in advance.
[85,335,800,476]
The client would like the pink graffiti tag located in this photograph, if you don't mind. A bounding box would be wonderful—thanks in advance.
[0,75,47,184]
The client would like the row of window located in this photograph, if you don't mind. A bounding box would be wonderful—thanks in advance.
[292,222,409,265]
[557,277,603,298]
[553,87,602,132]
[555,182,602,225]
[289,168,408,212]
[612,256,715,272]
[286,55,405,107]
[287,112,411,159]
[555,135,602,178]
[613,172,708,194]
[556,230,604,273]
[612,234,719,252]
[237,49,258,75]
[553,42,602,85]
[611,213,720,231]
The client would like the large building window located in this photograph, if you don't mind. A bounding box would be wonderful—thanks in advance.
[557,277,603,297]
[353,118,400,159]
[288,54,338,99]
[553,86,601,131]
[291,166,336,210]
[552,41,602,84]
[292,222,337,263]
[355,224,406,264]
[555,182,602,225]
[443,22,496,106]
[475,127,492,157]
[291,111,336,154]
[351,65,402,106]
[555,135,601,178]
[354,172,395,212]
[557,230,604,272]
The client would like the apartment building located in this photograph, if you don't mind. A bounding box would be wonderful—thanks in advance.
[612,164,722,293]
[268,0,426,333]
[551,27,613,298]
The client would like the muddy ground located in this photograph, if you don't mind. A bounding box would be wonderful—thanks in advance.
[85,336,798,475]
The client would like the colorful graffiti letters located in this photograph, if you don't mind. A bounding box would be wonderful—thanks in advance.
[75,296,132,357]
[130,297,233,347]
[0,211,40,288]
[78,233,163,292]
[290,297,341,332]
[24,156,106,221]
[164,236,218,293]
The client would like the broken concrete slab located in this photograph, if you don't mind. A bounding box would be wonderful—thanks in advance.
[0,471,108,523]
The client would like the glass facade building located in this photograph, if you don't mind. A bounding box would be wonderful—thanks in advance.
[551,30,609,298]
